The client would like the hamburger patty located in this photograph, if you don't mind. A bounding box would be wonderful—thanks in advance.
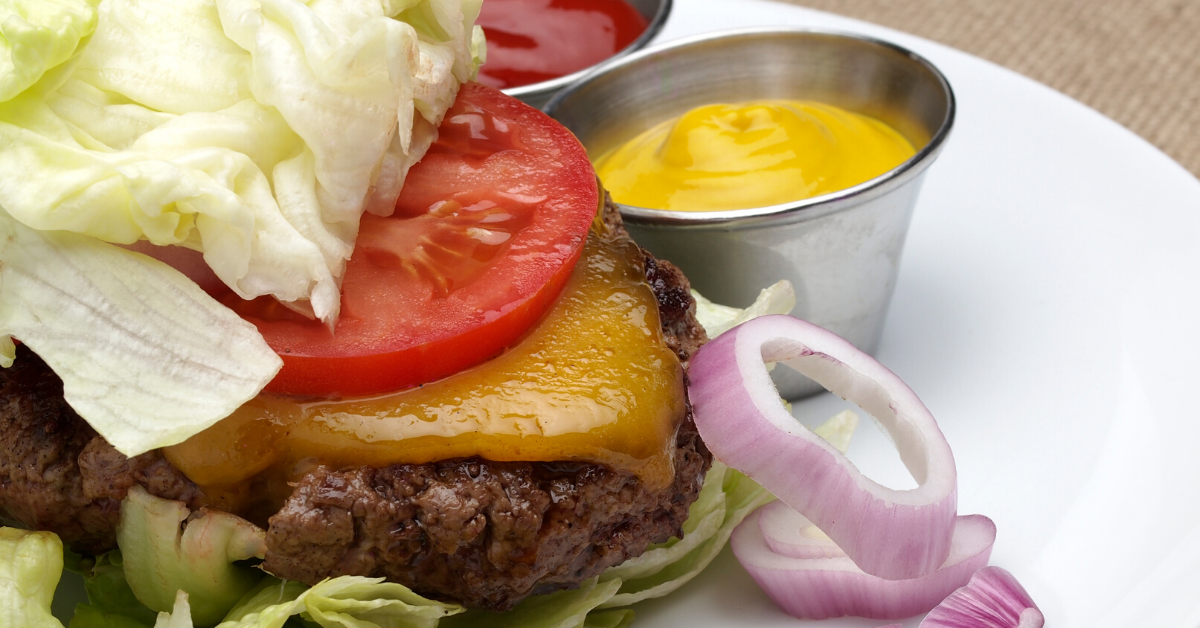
[0,197,713,609]
[265,407,708,609]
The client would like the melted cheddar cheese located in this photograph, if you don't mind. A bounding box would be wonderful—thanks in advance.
[163,223,687,518]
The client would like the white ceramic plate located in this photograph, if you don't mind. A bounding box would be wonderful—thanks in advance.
[51,2,1200,626]
[629,1,1200,627]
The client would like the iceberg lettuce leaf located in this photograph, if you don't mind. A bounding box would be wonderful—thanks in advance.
[152,592,193,628]
[582,610,633,628]
[220,577,308,623]
[215,576,463,628]
[69,604,154,628]
[597,407,856,609]
[0,209,282,456]
[597,462,774,609]
[117,487,266,626]
[0,0,99,102]
[1,0,483,323]
[75,551,158,625]
[813,409,860,454]
[441,577,620,628]
[0,527,66,628]
[692,280,795,339]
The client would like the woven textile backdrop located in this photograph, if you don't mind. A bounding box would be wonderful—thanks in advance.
[778,0,1200,179]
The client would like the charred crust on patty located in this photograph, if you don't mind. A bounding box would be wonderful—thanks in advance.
[262,401,708,610]
[0,196,712,610]
[0,344,119,555]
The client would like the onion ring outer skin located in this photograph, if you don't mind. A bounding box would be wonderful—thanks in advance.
[920,566,1044,628]
[689,314,958,580]
[731,503,995,621]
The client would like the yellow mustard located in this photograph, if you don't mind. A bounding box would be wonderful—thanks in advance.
[594,100,917,212]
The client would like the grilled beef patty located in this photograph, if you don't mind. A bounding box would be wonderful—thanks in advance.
[0,197,711,610]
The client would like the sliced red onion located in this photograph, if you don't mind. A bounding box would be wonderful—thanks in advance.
[689,315,958,580]
[731,502,995,620]
[757,497,844,559]
[921,566,1044,628]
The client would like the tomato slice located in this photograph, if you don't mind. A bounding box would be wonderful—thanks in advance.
[221,82,599,397]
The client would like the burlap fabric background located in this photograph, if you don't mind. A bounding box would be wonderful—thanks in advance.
[777,0,1200,179]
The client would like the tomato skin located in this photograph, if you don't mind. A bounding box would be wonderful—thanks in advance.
[224,83,599,397]
[265,244,583,396]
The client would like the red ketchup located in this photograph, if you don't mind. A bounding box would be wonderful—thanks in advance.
[476,0,649,89]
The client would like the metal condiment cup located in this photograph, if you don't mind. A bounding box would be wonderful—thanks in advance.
[500,0,673,109]
[544,28,955,398]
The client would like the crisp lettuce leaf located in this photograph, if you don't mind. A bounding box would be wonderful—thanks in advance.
[1,0,483,322]
[597,462,774,609]
[0,0,484,456]
[79,591,195,628]
[0,0,99,101]
[117,487,266,626]
[0,334,13,369]
[0,527,66,628]
[218,577,307,624]
[74,551,158,625]
[582,610,633,628]
[813,409,860,454]
[152,592,193,628]
[69,605,152,628]
[0,209,282,456]
[441,578,620,628]
[215,576,463,628]
[691,281,796,339]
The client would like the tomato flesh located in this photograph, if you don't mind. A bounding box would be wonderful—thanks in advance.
[222,82,599,397]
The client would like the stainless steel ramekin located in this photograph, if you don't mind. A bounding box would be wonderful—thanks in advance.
[500,0,673,109]
[544,28,955,398]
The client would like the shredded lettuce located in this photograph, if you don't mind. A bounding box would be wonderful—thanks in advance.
[692,281,796,339]
[0,0,484,456]
[0,528,66,628]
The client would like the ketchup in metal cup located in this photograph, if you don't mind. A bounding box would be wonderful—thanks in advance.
[475,0,649,89]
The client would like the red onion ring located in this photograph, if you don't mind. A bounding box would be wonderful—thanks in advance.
[689,315,958,580]
[731,502,995,620]
[921,566,1044,628]
[757,498,846,559]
